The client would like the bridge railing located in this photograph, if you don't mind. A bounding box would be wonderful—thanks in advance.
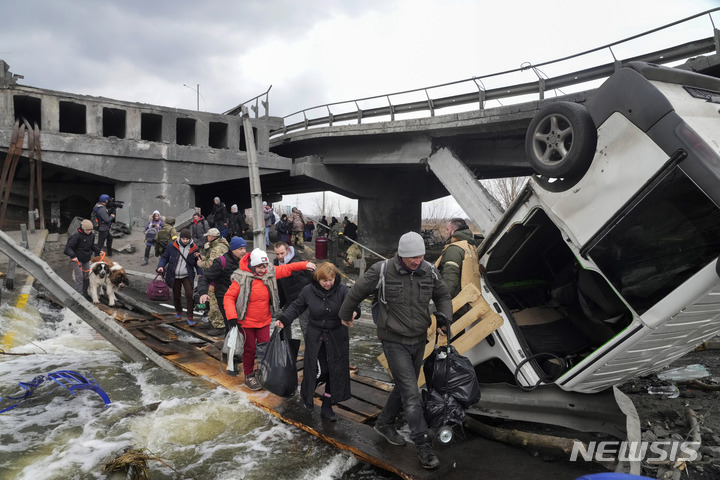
[273,8,720,138]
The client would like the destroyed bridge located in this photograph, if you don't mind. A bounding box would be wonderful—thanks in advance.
[1,9,720,252]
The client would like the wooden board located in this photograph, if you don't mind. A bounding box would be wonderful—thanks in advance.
[104,300,599,480]
[376,283,504,386]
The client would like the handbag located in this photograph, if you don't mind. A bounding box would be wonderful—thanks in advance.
[256,327,301,397]
[222,325,245,373]
[146,273,170,301]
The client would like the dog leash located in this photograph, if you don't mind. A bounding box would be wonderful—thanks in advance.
[74,251,107,272]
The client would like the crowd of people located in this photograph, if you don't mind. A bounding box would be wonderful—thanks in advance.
[64,194,474,471]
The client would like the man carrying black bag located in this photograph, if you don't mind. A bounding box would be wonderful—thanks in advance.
[339,231,453,470]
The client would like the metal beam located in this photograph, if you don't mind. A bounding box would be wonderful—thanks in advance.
[0,229,176,371]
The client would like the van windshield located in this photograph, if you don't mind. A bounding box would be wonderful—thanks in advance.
[589,167,720,315]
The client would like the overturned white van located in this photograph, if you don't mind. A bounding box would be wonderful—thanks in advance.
[467,61,720,394]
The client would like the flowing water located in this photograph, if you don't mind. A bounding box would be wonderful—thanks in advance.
[0,297,396,480]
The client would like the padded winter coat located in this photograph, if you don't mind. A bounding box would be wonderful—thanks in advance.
[223,252,309,329]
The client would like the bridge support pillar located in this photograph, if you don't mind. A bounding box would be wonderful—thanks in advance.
[357,197,421,256]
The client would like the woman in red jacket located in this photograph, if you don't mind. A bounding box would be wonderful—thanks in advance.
[224,248,316,390]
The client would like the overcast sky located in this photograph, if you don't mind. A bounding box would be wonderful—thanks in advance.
[2,1,718,217]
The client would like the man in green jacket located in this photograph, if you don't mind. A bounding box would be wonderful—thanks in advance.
[339,231,452,470]
[198,228,230,335]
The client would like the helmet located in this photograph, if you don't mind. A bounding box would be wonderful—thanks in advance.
[99,194,110,202]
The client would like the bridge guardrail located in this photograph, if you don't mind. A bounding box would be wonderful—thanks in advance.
[272,8,720,138]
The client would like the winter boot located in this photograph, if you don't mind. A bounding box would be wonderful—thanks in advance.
[141,257,149,266]
[320,393,337,421]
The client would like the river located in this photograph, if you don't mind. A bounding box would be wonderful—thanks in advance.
[0,297,396,480]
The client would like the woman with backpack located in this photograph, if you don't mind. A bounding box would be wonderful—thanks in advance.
[142,210,164,266]
[157,229,203,326]
[276,213,292,243]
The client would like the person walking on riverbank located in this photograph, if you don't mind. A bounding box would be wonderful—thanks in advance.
[276,262,359,420]
[263,202,275,247]
[290,207,305,249]
[196,236,247,333]
[142,210,164,266]
[190,212,210,247]
[338,231,452,470]
[197,228,230,335]
[64,219,101,296]
[92,194,115,256]
[223,248,316,390]
[273,241,311,339]
[157,229,202,326]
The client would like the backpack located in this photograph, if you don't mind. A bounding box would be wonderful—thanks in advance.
[90,206,100,230]
[145,225,159,243]
[154,226,171,257]
[271,212,277,225]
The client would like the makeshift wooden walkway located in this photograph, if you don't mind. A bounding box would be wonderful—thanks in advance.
[94,301,601,480]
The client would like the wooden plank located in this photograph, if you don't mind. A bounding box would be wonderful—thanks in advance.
[337,396,382,419]
[450,310,504,358]
[140,326,178,343]
[350,372,394,392]
[349,379,390,408]
[378,283,490,373]
[138,336,180,355]
[95,303,148,322]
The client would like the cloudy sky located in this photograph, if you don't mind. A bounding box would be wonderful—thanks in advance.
[2,1,718,216]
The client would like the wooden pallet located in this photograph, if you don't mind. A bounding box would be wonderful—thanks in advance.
[377,283,504,386]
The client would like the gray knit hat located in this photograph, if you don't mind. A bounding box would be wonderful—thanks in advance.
[397,232,425,257]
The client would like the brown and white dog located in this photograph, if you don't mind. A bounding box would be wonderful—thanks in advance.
[88,256,129,306]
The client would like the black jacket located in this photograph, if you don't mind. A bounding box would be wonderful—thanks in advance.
[196,250,241,300]
[280,275,360,404]
[339,255,453,345]
[229,212,248,238]
[211,202,229,227]
[64,228,101,262]
[273,248,311,307]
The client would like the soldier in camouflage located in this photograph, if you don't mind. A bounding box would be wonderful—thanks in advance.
[197,228,230,335]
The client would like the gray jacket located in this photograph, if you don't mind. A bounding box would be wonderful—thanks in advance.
[338,255,452,345]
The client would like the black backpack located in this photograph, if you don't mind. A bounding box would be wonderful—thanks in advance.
[90,206,100,230]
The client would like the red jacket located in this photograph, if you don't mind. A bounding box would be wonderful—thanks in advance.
[224,252,309,329]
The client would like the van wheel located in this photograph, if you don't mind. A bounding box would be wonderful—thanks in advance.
[525,102,597,180]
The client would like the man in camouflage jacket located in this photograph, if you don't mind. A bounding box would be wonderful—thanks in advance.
[197,228,230,334]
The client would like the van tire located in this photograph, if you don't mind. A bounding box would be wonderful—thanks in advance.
[525,102,597,181]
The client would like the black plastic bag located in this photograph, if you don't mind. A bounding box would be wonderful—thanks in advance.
[256,327,301,397]
[423,388,466,427]
[423,331,481,410]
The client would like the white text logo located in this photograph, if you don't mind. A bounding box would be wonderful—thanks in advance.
[570,441,699,463]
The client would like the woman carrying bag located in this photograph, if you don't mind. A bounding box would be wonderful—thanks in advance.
[157,228,202,326]
[276,262,359,420]
[223,248,315,391]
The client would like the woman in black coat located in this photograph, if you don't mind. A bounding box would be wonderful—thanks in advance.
[276,262,359,420]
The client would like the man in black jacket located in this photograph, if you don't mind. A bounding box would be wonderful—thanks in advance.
[64,219,101,296]
[211,197,229,239]
[339,231,452,470]
[273,241,311,339]
[197,236,246,331]
[92,194,115,256]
